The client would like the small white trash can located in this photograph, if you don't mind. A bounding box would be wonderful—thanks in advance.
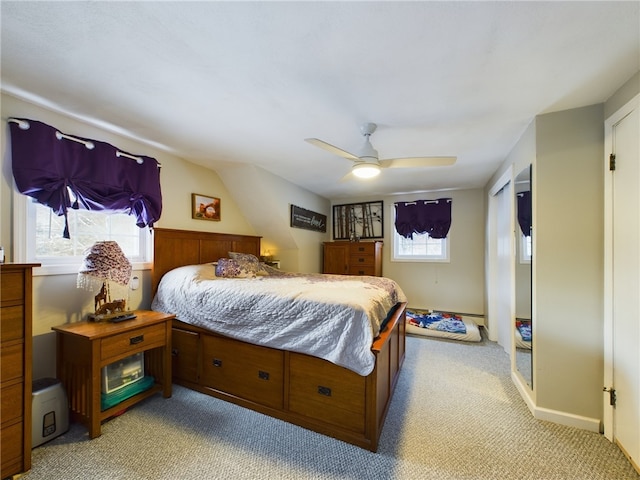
[32,378,69,448]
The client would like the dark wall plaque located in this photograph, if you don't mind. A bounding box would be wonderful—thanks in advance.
[290,205,327,232]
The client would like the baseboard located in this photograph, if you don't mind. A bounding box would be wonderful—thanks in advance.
[512,371,535,412]
[616,439,640,475]
[511,371,601,433]
[534,406,601,433]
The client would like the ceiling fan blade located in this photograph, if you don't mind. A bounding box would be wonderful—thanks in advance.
[379,156,457,169]
[305,138,360,161]
[339,171,353,183]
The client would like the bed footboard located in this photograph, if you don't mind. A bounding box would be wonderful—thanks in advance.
[171,302,406,451]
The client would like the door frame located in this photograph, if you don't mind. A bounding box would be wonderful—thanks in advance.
[603,93,640,441]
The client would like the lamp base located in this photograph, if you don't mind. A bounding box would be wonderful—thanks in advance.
[88,310,136,323]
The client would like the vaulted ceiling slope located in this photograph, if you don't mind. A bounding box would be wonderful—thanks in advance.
[2,2,638,199]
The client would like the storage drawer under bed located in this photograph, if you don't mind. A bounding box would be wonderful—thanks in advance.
[288,352,366,433]
[200,334,284,410]
[172,327,200,384]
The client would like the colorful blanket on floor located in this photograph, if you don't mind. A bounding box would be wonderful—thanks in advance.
[516,320,532,342]
[406,310,467,334]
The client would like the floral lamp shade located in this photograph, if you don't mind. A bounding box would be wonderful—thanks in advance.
[77,241,134,321]
[77,241,132,290]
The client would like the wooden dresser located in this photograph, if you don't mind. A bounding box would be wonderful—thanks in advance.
[1,263,38,479]
[323,241,383,276]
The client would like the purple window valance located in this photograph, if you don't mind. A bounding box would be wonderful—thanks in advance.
[9,118,162,239]
[517,191,531,237]
[394,198,452,239]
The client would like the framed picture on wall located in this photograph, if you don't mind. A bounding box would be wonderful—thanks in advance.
[192,193,221,221]
[333,200,383,240]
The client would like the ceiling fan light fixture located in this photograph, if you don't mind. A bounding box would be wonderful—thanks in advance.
[352,163,381,179]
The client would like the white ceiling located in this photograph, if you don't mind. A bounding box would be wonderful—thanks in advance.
[2,1,639,200]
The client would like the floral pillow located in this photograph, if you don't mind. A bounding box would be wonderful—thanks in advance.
[215,258,268,278]
[215,258,252,278]
[228,252,260,264]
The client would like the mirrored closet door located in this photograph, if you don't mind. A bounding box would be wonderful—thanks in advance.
[514,166,532,388]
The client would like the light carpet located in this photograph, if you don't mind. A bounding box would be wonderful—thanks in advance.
[25,334,638,479]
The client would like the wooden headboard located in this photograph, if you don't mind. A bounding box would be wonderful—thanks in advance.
[152,228,261,294]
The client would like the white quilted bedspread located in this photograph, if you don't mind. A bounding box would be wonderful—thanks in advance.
[151,264,407,376]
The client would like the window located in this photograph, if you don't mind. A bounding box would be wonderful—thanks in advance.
[391,204,449,262]
[392,229,449,262]
[16,193,152,275]
[391,200,451,262]
[9,118,161,273]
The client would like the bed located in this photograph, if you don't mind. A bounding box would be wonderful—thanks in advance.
[151,228,407,452]
[405,308,482,342]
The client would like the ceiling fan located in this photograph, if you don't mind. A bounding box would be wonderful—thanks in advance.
[305,123,456,179]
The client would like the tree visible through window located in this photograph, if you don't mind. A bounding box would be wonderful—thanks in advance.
[393,229,449,261]
[27,198,150,269]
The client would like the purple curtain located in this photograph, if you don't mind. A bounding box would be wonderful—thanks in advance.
[10,118,162,238]
[394,198,452,239]
[517,191,531,237]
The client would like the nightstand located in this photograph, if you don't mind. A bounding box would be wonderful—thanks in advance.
[52,310,174,438]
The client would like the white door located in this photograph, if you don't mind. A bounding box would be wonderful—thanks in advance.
[496,182,513,353]
[486,167,513,351]
[604,94,640,470]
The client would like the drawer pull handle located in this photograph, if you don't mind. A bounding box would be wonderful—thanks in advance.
[358,258,365,263]
[171,349,179,357]
[358,247,365,252]
[130,335,144,345]
[358,271,365,275]
[213,359,222,367]
[318,386,332,397]
[258,370,270,380]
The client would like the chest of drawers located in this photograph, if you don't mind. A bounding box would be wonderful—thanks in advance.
[1,263,39,479]
[322,241,383,276]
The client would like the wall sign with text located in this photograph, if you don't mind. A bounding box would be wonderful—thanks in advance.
[290,205,327,232]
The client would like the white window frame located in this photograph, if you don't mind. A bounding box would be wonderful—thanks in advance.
[390,205,450,263]
[14,191,152,276]
[519,233,532,264]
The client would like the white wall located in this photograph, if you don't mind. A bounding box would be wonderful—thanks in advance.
[332,188,486,317]
[605,71,640,119]
[535,104,604,421]
[485,104,605,427]
[216,164,330,273]
[485,73,640,431]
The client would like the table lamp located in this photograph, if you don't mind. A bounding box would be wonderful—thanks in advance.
[77,241,135,322]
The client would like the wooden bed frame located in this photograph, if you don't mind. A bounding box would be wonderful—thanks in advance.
[152,227,406,451]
